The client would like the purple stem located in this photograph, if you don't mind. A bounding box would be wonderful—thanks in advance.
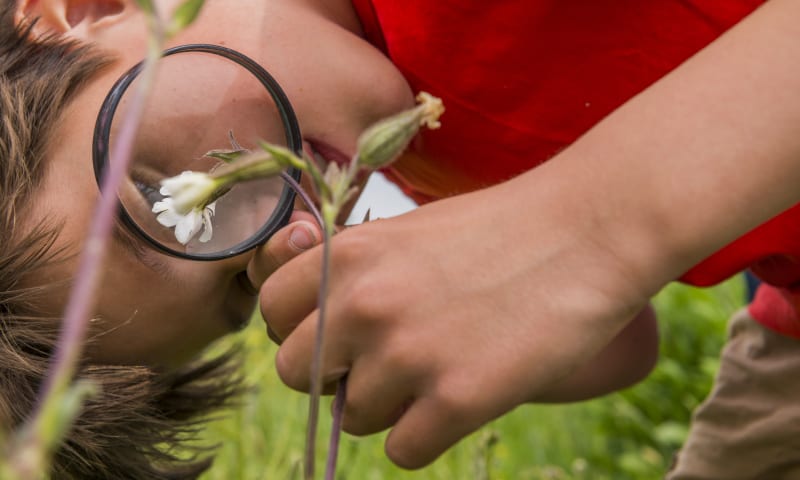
[325,378,347,480]
[292,159,362,479]
[280,171,324,228]
[34,52,159,413]
[304,222,331,480]
[280,171,344,480]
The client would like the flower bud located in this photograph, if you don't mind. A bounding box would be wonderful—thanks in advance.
[211,146,289,185]
[356,92,444,170]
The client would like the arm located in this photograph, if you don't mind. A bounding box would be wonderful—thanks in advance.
[540,0,800,296]
[262,0,800,469]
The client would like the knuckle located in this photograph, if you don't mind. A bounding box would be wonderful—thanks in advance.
[431,379,479,425]
[341,388,382,437]
[274,350,308,392]
[380,341,421,374]
[342,284,385,325]
[342,396,398,438]
[338,275,399,329]
[342,407,372,437]
[330,230,370,264]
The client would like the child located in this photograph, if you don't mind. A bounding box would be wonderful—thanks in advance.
[4,0,800,478]
[261,0,800,475]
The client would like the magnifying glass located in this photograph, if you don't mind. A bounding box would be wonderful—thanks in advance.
[93,44,302,261]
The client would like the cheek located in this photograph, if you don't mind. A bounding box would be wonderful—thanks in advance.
[88,261,236,366]
[100,253,227,320]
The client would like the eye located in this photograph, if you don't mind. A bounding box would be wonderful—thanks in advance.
[133,178,165,206]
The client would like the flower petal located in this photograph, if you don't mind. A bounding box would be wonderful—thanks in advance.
[198,203,215,243]
[159,171,218,214]
[153,199,182,227]
[152,197,173,214]
[174,209,202,245]
[198,222,213,243]
[156,210,181,228]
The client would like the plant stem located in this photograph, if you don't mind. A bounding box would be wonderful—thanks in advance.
[304,203,336,480]
[325,378,347,480]
[20,14,165,478]
[282,170,347,480]
[306,157,362,480]
[280,172,324,228]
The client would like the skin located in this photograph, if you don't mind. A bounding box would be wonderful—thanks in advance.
[21,0,412,367]
[260,0,800,470]
[23,0,800,472]
[19,0,657,467]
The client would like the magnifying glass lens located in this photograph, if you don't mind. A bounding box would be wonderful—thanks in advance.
[106,48,295,258]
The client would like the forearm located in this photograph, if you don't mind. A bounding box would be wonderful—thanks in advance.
[504,0,800,300]
[532,305,658,403]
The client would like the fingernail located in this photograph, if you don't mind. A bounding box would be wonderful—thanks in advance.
[289,222,316,251]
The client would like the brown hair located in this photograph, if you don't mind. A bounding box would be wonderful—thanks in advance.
[1,3,243,478]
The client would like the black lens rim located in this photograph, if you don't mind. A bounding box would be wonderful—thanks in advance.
[92,44,302,261]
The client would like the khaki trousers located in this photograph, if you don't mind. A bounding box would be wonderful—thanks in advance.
[666,309,800,480]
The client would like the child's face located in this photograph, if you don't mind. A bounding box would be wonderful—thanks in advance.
[30,0,413,367]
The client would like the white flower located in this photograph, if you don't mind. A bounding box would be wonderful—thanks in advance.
[159,171,219,215]
[152,197,216,245]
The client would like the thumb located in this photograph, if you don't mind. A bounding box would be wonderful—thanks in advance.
[246,213,321,288]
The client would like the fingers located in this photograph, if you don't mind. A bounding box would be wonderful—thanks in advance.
[385,396,482,469]
[248,212,322,344]
[277,317,496,469]
[277,313,419,437]
[275,310,348,392]
[246,211,321,288]
[341,357,416,436]
[259,247,324,341]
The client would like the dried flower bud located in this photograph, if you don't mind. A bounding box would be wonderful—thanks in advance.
[356,92,444,170]
[415,91,445,129]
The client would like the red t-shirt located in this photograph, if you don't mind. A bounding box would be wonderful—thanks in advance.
[353,0,800,338]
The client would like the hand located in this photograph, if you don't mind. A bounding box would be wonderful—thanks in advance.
[247,211,322,344]
[260,176,652,469]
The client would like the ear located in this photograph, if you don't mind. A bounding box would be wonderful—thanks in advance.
[15,0,125,37]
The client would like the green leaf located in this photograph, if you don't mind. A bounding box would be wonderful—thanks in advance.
[133,0,157,15]
[168,0,206,36]
[206,149,248,164]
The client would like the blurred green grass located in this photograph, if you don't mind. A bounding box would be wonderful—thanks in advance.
[200,276,744,480]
